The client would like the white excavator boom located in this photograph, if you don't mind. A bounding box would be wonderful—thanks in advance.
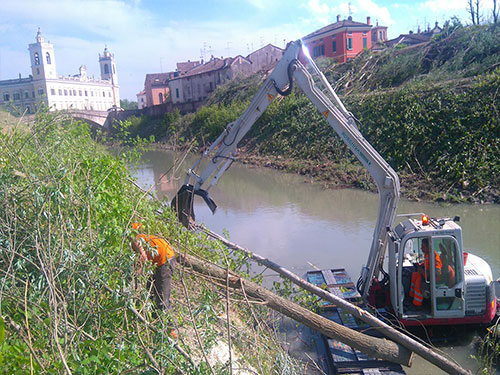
[172,40,400,298]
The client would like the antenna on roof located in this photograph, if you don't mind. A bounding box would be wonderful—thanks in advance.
[348,2,352,17]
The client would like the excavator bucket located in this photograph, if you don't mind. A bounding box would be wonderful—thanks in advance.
[171,184,217,228]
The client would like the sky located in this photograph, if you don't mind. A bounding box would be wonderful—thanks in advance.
[0,0,493,100]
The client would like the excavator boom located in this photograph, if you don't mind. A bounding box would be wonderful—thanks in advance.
[172,40,400,298]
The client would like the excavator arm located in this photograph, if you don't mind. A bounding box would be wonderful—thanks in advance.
[171,40,400,298]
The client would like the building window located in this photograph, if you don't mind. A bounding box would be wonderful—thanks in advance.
[347,38,353,50]
[209,82,213,91]
[3,93,10,101]
[159,93,163,103]
[32,91,35,98]
[37,68,40,75]
[176,88,179,98]
[64,89,68,96]
[113,65,115,74]
[25,92,29,99]
[79,90,82,96]
[332,41,336,53]
[363,32,367,36]
[46,52,51,64]
[13,93,20,100]
[38,88,44,96]
[58,89,62,95]
[108,92,111,97]
[73,90,77,96]
[85,90,88,96]
[91,91,94,97]
[34,53,40,65]
[103,91,105,97]
[104,64,109,74]
[51,88,56,95]
[348,31,352,36]
[69,90,72,96]
[313,45,325,57]
[363,38,367,49]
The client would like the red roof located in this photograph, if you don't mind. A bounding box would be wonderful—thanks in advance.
[176,61,200,74]
[145,72,176,86]
[181,57,232,77]
[303,18,372,40]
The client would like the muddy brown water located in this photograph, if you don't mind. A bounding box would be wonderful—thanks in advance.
[133,149,500,374]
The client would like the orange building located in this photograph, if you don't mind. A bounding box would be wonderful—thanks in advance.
[302,16,376,63]
[143,72,177,107]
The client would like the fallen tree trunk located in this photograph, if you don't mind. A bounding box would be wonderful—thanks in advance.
[178,251,413,366]
[194,223,471,375]
[126,181,469,374]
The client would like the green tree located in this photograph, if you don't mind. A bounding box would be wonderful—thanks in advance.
[120,99,138,109]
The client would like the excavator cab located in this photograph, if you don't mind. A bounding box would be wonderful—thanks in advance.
[398,233,465,319]
[389,214,497,326]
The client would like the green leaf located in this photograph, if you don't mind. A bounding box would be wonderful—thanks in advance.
[0,316,4,343]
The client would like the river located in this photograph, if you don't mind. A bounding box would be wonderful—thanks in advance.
[134,149,500,374]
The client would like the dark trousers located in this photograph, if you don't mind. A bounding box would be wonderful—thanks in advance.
[147,257,175,311]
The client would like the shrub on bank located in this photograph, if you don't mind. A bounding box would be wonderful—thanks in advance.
[0,110,301,374]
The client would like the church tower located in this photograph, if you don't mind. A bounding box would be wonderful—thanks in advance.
[99,47,120,106]
[99,47,118,85]
[28,28,57,80]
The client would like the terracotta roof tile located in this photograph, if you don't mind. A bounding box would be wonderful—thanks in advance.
[303,19,371,40]
[145,72,176,85]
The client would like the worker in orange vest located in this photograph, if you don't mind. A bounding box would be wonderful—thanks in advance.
[130,222,176,314]
[409,238,442,307]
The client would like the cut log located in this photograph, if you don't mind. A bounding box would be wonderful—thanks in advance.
[194,223,471,375]
[178,251,413,367]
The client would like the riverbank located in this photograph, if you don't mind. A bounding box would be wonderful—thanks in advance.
[151,141,500,204]
[0,110,304,374]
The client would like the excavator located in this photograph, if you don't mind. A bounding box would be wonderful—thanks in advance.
[171,40,498,327]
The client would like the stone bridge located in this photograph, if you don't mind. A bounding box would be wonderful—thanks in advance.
[68,109,141,130]
[69,100,201,130]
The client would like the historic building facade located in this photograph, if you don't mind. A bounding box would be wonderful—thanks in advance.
[301,16,381,63]
[0,29,119,113]
[137,44,283,108]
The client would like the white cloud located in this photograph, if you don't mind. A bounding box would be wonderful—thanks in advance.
[356,0,394,25]
[308,0,330,14]
[421,0,468,12]
[245,0,266,9]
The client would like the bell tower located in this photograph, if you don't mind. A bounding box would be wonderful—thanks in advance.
[28,28,57,80]
[99,47,118,85]
[99,46,120,105]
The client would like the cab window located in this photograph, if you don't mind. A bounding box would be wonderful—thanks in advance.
[432,237,461,287]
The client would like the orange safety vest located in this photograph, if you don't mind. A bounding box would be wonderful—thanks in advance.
[409,272,424,306]
[136,234,175,267]
[409,250,443,307]
[425,251,442,282]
